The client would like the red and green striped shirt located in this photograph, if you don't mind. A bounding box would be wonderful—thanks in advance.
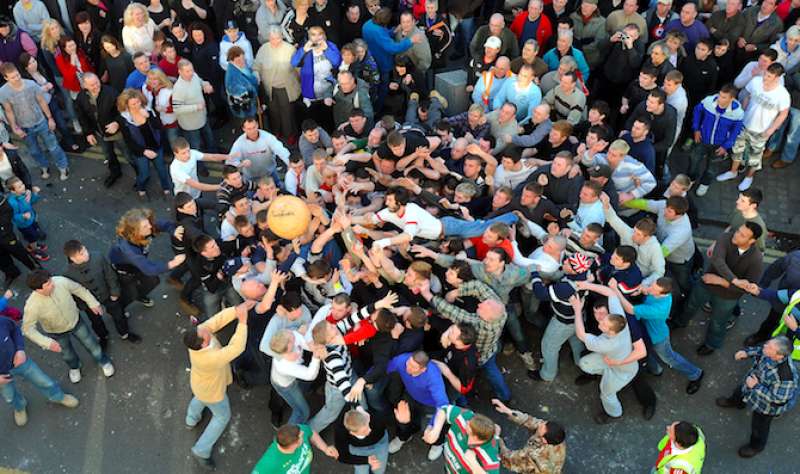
[443,405,500,474]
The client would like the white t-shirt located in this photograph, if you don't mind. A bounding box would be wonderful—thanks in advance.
[744,77,791,133]
[372,202,443,240]
[494,164,536,190]
[170,149,204,198]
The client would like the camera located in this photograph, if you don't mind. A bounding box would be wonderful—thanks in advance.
[619,32,630,42]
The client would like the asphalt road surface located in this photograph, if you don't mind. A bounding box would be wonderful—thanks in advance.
[0,158,796,474]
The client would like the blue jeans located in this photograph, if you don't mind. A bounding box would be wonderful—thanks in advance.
[540,317,584,382]
[455,17,477,57]
[182,123,217,153]
[678,282,740,349]
[309,375,361,433]
[365,376,389,415]
[441,213,518,239]
[186,394,231,459]
[1,358,66,411]
[134,149,172,192]
[352,432,389,474]
[50,97,76,149]
[767,107,800,163]
[51,318,111,370]
[504,304,530,354]
[22,119,69,170]
[273,379,310,425]
[201,285,242,320]
[647,338,703,381]
[480,352,511,402]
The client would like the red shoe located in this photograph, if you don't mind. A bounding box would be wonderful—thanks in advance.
[32,249,50,262]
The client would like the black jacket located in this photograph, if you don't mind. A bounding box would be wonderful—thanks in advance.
[191,42,223,86]
[75,85,121,139]
[0,195,19,242]
[625,102,678,155]
[188,251,229,294]
[361,332,397,385]
[602,40,645,85]
[521,165,584,212]
[43,0,85,33]
[308,1,341,45]
[0,150,31,194]
[680,55,719,103]
[63,255,120,302]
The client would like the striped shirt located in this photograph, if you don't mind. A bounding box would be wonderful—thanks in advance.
[321,344,353,397]
[443,405,501,474]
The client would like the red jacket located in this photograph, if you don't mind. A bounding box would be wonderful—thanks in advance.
[510,12,553,55]
[55,51,94,92]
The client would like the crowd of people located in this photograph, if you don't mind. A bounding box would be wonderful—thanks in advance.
[1,0,800,472]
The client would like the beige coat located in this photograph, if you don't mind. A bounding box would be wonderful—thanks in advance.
[188,307,247,404]
[253,41,302,102]
[22,276,100,349]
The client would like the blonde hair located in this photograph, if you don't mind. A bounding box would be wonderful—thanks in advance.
[343,409,369,433]
[468,104,485,116]
[409,261,432,280]
[116,88,147,112]
[672,174,692,190]
[147,69,172,90]
[116,208,157,246]
[308,26,326,38]
[40,19,63,53]
[269,330,294,355]
[123,3,150,27]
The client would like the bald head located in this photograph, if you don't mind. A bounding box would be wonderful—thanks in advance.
[496,56,511,69]
[477,298,505,321]
[489,13,505,35]
[240,279,267,300]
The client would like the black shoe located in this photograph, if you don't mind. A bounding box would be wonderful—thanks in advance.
[594,411,621,425]
[716,397,743,409]
[744,334,765,347]
[123,332,142,344]
[139,297,154,308]
[104,174,121,188]
[574,373,598,386]
[686,371,704,395]
[527,369,544,381]
[696,344,715,356]
[191,452,216,470]
[738,445,762,458]
[270,411,282,429]
[642,404,656,420]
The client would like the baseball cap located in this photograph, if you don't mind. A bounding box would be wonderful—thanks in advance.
[484,36,502,49]
[567,253,593,274]
[583,0,598,5]
[225,19,239,30]
[657,0,672,4]
[588,164,612,179]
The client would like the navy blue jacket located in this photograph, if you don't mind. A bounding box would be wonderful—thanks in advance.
[0,316,24,375]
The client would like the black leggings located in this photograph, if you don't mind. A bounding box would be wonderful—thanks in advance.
[117,272,160,308]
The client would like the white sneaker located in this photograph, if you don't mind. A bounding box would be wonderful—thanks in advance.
[388,436,406,454]
[41,168,50,179]
[69,368,81,383]
[696,184,709,196]
[716,171,737,182]
[59,169,69,181]
[427,444,444,461]
[101,363,115,377]
[738,176,753,191]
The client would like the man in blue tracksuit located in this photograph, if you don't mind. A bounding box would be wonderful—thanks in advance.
[689,84,745,196]
[362,7,420,112]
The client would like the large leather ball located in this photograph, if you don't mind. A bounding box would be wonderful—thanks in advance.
[267,195,312,240]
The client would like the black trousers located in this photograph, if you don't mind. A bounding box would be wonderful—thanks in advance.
[117,272,160,308]
[729,385,775,451]
[386,372,448,444]
[0,237,38,272]
[752,307,783,343]
[79,298,129,339]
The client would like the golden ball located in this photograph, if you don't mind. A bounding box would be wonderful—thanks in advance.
[267,195,312,240]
